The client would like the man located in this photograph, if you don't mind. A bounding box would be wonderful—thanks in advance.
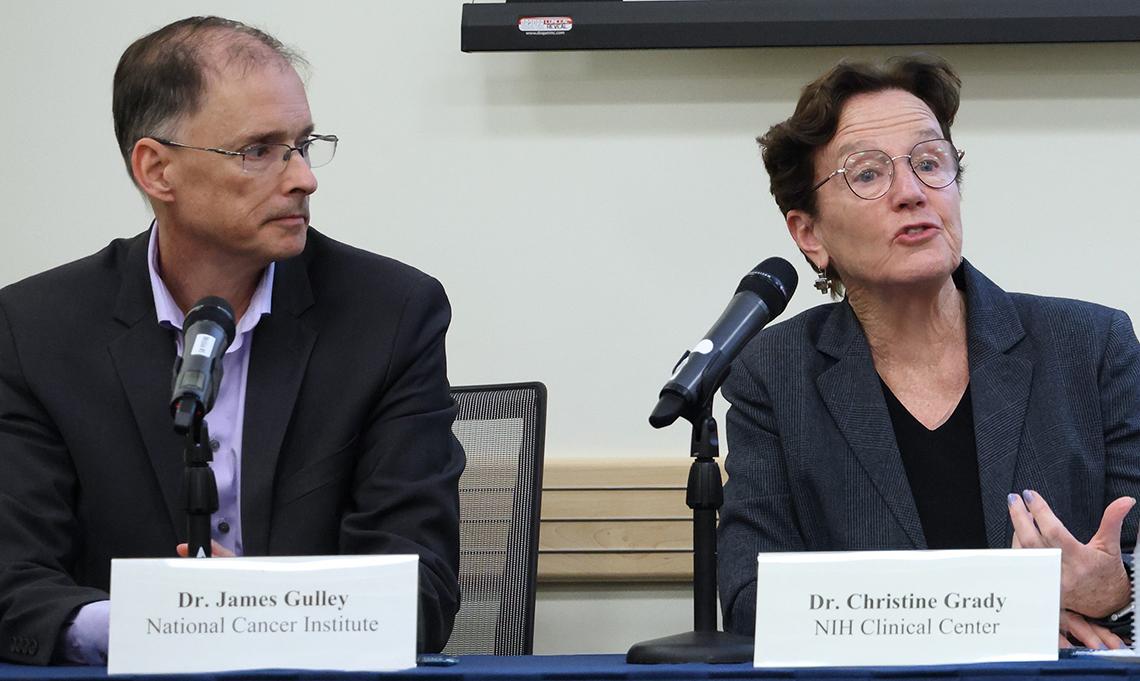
[0,16,464,664]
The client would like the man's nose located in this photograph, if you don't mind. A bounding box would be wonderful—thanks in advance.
[282,150,318,195]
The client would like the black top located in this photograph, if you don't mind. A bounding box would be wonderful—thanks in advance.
[881,381,988,549]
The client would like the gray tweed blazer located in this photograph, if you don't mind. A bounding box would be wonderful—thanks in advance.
[717,259,1140,635]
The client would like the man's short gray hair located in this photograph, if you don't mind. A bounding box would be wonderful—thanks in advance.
[112,16,307,181]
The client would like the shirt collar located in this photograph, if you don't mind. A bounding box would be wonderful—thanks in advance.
[146,223,274,354]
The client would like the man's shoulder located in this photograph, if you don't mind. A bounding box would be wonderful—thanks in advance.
[299,229,445,305]
[0,234,141,322]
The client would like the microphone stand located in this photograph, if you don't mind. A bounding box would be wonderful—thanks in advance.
[178,401,217,559]
[626,396,753,664]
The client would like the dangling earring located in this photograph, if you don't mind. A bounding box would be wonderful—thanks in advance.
[813,267,832,295]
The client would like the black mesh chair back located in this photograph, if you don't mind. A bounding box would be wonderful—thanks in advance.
[443,382,546,655]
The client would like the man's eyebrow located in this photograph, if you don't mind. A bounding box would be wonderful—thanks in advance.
[232,125,317,148]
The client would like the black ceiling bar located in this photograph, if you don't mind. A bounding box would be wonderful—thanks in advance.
[461,0,1140,52]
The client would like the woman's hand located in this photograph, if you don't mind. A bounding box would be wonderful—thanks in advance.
[1059,610,1127,649]
[1008,490,1133,618]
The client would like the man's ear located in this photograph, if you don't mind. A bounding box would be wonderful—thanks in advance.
[131,138,176,203]
[786,209,828,272]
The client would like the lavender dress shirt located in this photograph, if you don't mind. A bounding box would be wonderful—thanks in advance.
[58,227,273,664]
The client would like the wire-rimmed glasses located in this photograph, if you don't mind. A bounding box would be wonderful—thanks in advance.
[151,134,339,174]
[812,138,964,200]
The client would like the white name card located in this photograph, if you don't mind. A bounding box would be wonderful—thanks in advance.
[108,554,418,675]
[754,549,1060,668]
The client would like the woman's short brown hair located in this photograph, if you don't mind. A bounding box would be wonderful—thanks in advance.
[760,55,962,219]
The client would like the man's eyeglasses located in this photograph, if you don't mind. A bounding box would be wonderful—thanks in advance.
[150,135,339,174]
[812,138,964,201]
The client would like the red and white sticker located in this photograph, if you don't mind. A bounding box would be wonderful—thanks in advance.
[518,16,573,35]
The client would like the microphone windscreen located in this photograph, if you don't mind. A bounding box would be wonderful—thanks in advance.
[735,257,798,318]
[185,297,237,347]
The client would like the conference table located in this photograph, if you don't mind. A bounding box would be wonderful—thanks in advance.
[3,654,1140,680]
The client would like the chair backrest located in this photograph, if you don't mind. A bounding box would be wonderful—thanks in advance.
[443,382,546,656]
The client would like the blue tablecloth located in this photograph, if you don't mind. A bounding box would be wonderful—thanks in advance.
[1,654,1137,680]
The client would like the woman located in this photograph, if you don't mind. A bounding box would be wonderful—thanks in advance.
[717,55,1140,649]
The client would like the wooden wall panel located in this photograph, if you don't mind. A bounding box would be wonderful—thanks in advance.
[538,458,706,583]
[540,520,691,550]
[542,489,688,519]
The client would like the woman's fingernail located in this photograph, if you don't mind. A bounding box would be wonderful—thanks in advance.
[1008,493,1020,507]
[1022,490,1035,503]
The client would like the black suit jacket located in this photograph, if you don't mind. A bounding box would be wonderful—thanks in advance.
[0,228,464,663]
[717,261,1140,635]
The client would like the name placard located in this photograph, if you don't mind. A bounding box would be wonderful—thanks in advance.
[108,555,418,675]
[754,549,1060,667]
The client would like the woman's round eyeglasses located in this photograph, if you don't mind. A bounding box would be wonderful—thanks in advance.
[812,138,964,201]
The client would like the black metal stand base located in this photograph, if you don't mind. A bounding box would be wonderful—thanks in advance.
[627,405,754,665]
[626,630,753,664]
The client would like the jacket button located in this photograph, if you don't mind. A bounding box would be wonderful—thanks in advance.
[218,520,231,533]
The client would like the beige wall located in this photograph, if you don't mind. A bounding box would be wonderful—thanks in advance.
[3,1,1138,654]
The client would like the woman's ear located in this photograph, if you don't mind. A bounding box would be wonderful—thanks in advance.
[786,209,828,273]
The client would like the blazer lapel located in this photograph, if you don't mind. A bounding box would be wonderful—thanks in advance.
[815,301,926,548]
[240,251,316,556]
[960,262,1032,548]
[109,231,184,536]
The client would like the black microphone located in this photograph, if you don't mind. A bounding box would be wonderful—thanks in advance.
[649,257,798,429]
[171,297,236,434]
